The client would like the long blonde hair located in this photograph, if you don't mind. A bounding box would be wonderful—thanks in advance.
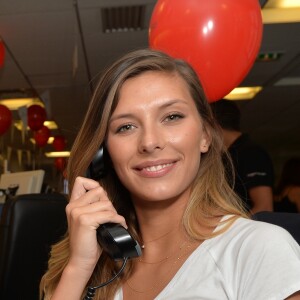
[40,48,248,299]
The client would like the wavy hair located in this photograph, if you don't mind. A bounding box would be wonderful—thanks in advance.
[40,48,248,299]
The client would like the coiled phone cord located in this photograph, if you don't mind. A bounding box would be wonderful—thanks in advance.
[83,257,128,300]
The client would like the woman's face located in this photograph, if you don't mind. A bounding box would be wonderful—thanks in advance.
[106,71,210,204]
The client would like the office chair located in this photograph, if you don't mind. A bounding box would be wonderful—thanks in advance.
[252,211,300,245]
[0,193,68,300]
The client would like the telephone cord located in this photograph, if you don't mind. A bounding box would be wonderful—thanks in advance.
[83,257,128,300]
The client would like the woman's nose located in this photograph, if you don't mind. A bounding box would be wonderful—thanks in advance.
[138,126,165,153]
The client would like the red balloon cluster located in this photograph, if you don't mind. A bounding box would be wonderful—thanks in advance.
[52,135,67,172]
[34,125,50,147]
[55,157,66,172]
[53,135,66,151]
[0,104,12,135]
[27,104,50,147]
[27,104,47,131]
[149,0,263,102]
[0,41,5,67]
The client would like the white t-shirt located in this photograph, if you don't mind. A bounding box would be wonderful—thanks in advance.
[114,217,300,300]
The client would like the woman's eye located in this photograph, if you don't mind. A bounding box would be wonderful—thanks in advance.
[165,113,184,122]
[117,124,134,133]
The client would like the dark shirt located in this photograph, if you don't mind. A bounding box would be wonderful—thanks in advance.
[226,134,274,210]
[274,196,298,213]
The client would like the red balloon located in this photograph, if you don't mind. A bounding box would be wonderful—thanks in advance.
[27,104,47,131]
[34,125,50,147]
[0,104,12,135]
[0,41,5,67]
[149,0,263,102]
[53,135,66,151]
[55,157,66,172]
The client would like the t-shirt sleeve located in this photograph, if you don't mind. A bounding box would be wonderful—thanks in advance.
[240,146,274,189]
[237,221,300,300]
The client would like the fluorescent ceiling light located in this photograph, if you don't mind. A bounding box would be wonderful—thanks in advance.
[30,137,54,145]
[262,0,300,23]
[14,121,25,131]
[44,121,58,130]
[224,87,262,100]
[262,8,300,23]
[48,137,54,144]
[264,0,300,8]
[0,97,42,110]
[45,151,70,158]
[14,120,58,131]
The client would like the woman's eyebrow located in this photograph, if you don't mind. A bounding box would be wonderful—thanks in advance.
[109,99,188,123]
[160,98,188,109]
[109,113,136,124]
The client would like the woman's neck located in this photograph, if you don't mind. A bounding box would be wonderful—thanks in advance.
[132,194,188,245]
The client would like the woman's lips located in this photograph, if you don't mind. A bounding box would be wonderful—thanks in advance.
[134,160,177,177]
[143,163,173,172]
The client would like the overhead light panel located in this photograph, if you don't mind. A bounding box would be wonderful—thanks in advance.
[224,87,262,100]
[262,0,300,23]
[14,120,58,131]
[44,121,58,130]
[0,97,42,110]
[45,151,70,158]
[48,137,54,144]
[30,137,55,145]
[264,0,300,8]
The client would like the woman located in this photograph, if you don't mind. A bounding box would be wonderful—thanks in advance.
[274,157,300,213]
[40,49,300,299]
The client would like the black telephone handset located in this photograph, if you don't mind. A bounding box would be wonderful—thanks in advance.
[87,147,141,261]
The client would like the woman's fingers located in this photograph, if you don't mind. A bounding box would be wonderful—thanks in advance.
[67,198,127,229]
[66,176,128,231]
[70,176,102,202]
[68,185,108,209]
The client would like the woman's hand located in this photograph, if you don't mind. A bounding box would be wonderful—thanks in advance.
[65,176,127,274]
[52,176,128,300]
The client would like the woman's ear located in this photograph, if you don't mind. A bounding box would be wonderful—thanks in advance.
[199,130,211,153]
[200,144,209,153]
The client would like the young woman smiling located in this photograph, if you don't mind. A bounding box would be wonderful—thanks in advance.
[40,49,300,300]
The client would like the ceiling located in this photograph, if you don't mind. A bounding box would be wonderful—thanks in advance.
[0,0,300,179]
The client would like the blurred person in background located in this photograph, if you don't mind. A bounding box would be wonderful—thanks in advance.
[211,99,274,214]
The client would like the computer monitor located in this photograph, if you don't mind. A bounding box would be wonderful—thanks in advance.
[0,170,45,195]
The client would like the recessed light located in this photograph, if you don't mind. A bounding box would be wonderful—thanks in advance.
[224,87,262,100]
[45,151,70,158]
[0,97,42,110]
[262,0,300,23]
[264,0,300,8]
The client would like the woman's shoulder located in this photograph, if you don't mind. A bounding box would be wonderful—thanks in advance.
[230,215,288,233]
[195,216,300,300]
[206,216,300,255]
[229,216,296,242]
[200,215,300,282]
